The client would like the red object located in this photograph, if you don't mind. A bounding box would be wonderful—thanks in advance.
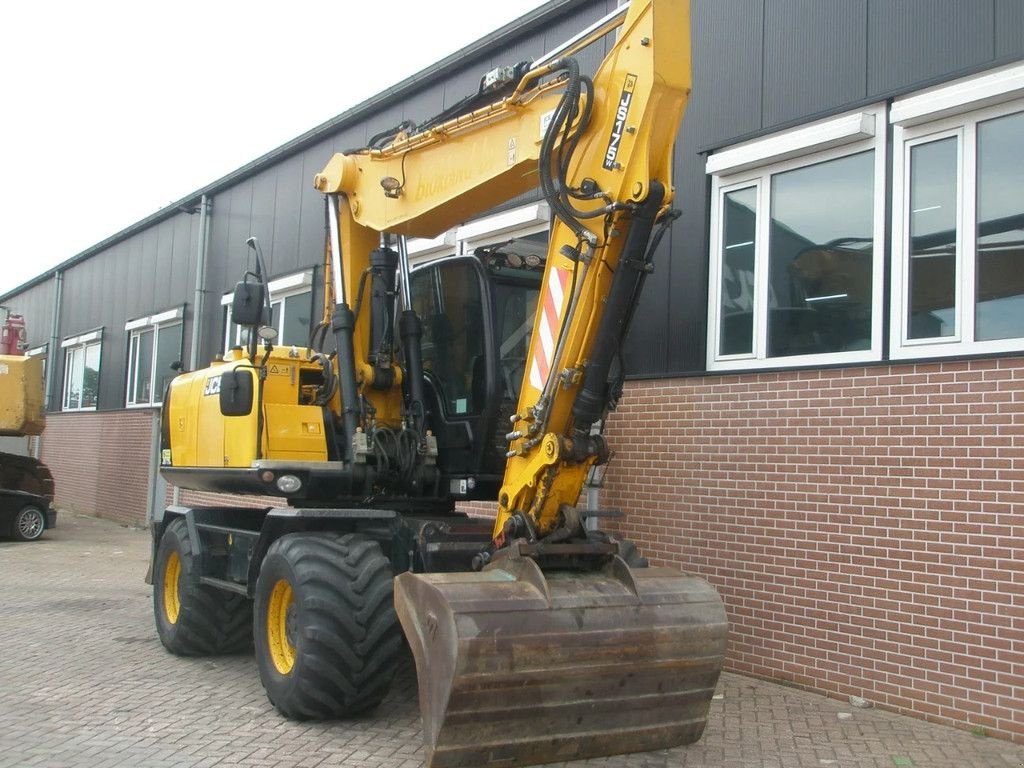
[0,313,27,355]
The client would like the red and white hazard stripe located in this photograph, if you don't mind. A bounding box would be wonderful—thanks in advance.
[528,267,570,391]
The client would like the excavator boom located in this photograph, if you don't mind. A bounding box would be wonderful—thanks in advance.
[316,0,725,764]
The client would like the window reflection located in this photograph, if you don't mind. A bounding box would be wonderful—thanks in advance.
[907,137,958,339]
[976,111,1024,341]
[719,187,756,356]
[768,151,874,356]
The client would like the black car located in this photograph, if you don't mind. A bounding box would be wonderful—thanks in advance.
[0,490,56,541]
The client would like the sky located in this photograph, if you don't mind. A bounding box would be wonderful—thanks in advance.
[0,0,551,297]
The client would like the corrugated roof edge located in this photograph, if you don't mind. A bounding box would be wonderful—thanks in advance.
[1,0,592,303]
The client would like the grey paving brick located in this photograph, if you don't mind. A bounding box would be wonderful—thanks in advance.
[1,513,1023,768]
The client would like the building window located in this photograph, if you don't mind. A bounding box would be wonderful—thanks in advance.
[125,307,184,407]
[25,344,47,386]
[222,270,313,352]
[706,107,886,370]
[61,331,102,411]
[890,62,1024,358]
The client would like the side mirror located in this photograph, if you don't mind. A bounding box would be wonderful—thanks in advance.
[219,370,254,417]
[232,281,268,327]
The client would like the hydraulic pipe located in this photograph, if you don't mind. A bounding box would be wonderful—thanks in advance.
[396,236,428,436]
[572,181,664,432]
[327,195,361,462]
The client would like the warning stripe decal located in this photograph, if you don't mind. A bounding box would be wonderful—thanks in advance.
[529,267,569,391]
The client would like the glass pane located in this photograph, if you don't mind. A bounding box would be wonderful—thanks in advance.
[281,293,311,346]
[411,261,485,415]
[719,187,757,355]
[133,329,153,404]
[908,137,958,339]
[82,342,101,408]
[154,324,182,402]
[976,111,1024,341]
[64,348,82,410]
[768,151,874,357]
[270,300,281,335]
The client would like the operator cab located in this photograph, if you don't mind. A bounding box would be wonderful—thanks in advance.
[409,237,545,498]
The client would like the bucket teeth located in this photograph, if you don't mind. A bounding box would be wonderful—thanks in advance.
[394,552,727,768]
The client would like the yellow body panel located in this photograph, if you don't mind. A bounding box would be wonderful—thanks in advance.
[165,347,328,469]
[0,355,45,437]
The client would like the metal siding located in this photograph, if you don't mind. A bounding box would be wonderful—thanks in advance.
[996,0,1024,60]
[442,66,488,112]
[298,139,337,279]
[762,0,867,128]
[3,279,54,351]
[665,123,711,374]
[140,226,160,313]
[249,168,279,276]
[225,184,257,294]
[867,0,994,95]
[153,218,175,310]
[400,83,449,130]
[270,154,307,280]
[689,0,763,146]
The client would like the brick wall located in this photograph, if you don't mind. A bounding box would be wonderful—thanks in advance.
[601,357,1024,742]
[39,410,155,527]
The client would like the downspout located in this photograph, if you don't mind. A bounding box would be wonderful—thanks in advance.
[34,269,63,463]
[45,269,63,412]
[189,194,211,372]
[171,194,210,507]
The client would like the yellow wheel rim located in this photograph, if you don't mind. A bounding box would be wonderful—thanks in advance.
[267,579,297,675]
[163,550,182,625]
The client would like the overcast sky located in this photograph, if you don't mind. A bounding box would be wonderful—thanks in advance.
[0,0,550,297]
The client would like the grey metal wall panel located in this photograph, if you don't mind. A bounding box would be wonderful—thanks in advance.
[762,0,867,128]
[689,0,763,146]
[399,83,448,133]
[298,139,337,280]
[996,0,1024,60]
[666,125,711,374]
[270,154,307,280]
[867,0,994,95]
[249,169,279,275]
[4,279,54,351]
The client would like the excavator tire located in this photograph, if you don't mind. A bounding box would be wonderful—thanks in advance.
[395,545,727,768]
[253,532,402,720]
[153,517,253,655]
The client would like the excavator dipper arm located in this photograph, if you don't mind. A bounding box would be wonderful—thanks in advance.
[314,1,726,765]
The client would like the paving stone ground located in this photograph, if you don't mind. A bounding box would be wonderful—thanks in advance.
[1,513,1023,768]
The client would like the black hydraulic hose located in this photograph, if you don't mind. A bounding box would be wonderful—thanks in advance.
[399,309,428,439]
[572,181,666,432]
[331,303,360,464]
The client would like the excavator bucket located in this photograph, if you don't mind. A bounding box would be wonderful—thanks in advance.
[394,549,727,768]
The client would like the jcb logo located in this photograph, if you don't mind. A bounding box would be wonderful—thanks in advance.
[603,74,638,170]
[203,376,222,396]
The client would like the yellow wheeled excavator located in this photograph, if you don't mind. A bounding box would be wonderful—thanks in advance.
[150,1,726,765]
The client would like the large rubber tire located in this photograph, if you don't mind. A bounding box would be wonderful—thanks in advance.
[153,517,253,656]
[253,532,402,721]
[11,504,46,542]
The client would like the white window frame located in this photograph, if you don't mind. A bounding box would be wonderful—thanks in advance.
[890,63,1024,359]
[221,269,313,352]
[706,105,887,371]
[61,330,102,412]
[124,307,184,407]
